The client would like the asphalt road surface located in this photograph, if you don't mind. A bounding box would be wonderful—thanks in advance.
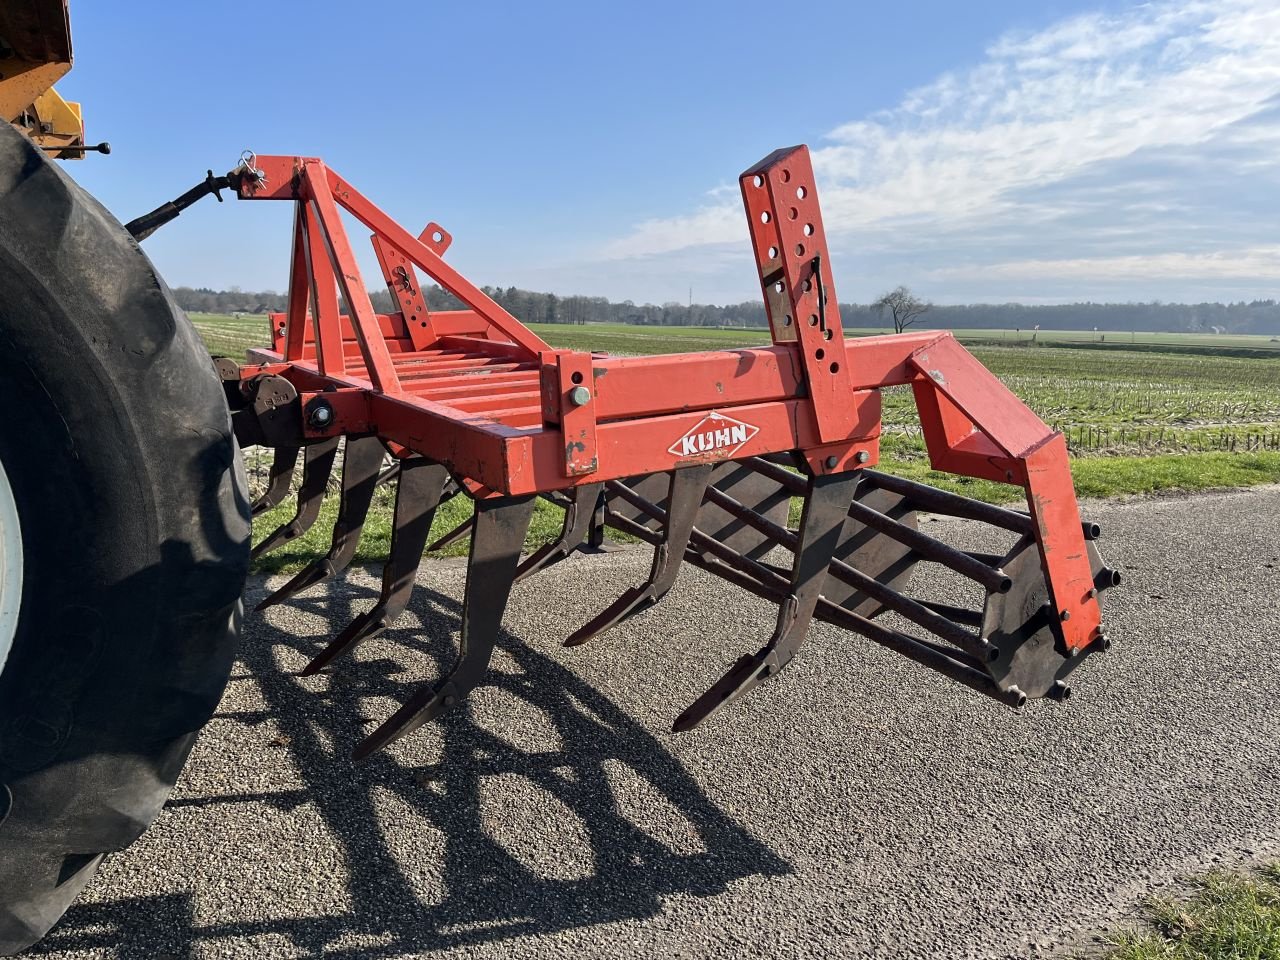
[29,486,1280,959]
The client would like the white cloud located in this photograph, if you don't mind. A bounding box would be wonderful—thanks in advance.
[599,0,1280,301]
[928,246,1280,282]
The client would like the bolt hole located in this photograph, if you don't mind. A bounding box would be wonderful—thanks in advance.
[823,329,833,341]
[795,243,805,257]
[760,211,771,224]
[420,321,427,328]
[815,348,825,360]
[788,207,798,220]
[829,361,839,373]
[774,280,785,294]
[767,246,778,259]
[803,223,814,236]
[808,314,819,326]
[783,314,792,326]
[571,371,584,384]
[796,186,807,199]
[753,175,764,188]
[432,231,444,243]
[802,279,812,292]
[781,169,791,182]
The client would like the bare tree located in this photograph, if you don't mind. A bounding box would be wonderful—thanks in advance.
[872,285,931,334]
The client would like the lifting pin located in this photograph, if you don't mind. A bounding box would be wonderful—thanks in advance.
[569,386,592,407]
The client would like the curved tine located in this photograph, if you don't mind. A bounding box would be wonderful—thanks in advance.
[673,470,861,732]
[256,435,386,611]
[250,445,301,517]
[563,465,712,648]
[513,482,603,584]
[354,493,537,760]
[250,437,340,560]
[301,458,451,675]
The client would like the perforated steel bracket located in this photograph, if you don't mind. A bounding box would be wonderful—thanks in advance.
[740,146,857,444]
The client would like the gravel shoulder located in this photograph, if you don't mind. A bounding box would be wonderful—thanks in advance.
[28,486,1280,959]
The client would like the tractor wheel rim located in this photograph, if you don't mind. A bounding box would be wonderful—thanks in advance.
[0,454,22,679]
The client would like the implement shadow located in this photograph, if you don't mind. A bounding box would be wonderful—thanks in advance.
[32,570,790,958]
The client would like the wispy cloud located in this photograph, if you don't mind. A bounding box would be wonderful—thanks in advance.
[601,0,1280,303]
[928,246,1280,282]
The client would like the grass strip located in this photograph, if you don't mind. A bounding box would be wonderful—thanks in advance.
[1099,865,1280,960]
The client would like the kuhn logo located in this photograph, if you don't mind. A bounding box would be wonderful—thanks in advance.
[668,412,759,460]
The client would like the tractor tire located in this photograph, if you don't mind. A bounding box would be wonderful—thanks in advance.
[0,124,250,954]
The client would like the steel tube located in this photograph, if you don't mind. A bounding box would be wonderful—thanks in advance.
[860,469,1036,535]
[844,497,1013,594]
[703,485,992,659]
[740,458,1012,594]
[912,598,984,628]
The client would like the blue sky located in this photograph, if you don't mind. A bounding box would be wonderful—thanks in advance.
[61,0,1280,306]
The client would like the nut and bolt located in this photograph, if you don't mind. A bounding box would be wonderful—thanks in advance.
[307,402,334,429]
[855,450,870,464]
[825,455,839,469]
[569,386,592,407]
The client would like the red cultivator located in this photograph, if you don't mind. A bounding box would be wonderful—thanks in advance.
[212,145,1118,757]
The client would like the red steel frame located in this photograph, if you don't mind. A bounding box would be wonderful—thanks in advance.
[231,146,1103,654]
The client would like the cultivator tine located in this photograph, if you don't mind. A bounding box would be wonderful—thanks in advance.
[513,482,603,584]
[250,445,301,517]
[354,494,537,759]
[564,466,712,648]
[301,457,452,676]
[673,470,861,732]
[256,434,385,611]
[250,437,340,560]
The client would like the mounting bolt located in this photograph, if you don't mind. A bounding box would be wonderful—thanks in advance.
[569,386,591,407]
[825,455,839,469]
[1060,609,1071,622]
[855,450,870,464]
[307,401,334,430]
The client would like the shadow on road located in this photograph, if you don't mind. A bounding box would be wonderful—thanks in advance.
[32,575,790,958]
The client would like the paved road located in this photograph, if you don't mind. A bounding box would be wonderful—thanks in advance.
[29,487,1280,959]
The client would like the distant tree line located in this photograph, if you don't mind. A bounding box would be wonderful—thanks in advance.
[171,283,1280,336]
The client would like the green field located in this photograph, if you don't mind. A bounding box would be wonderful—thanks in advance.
[191,313,1280,361]
[191,312,1280,570]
